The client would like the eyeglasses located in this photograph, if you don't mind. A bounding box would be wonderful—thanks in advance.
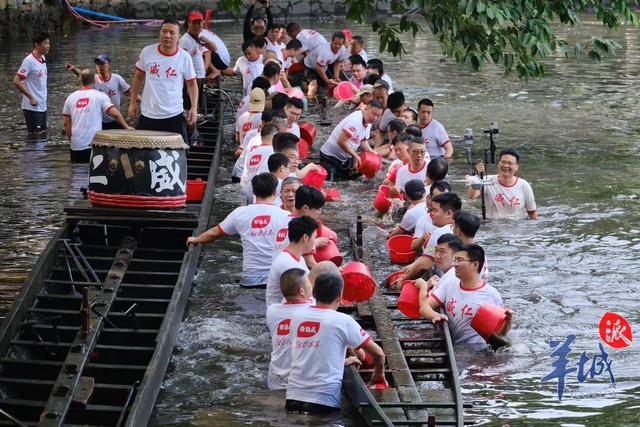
[411,149,426,155]
[453,257,474,265]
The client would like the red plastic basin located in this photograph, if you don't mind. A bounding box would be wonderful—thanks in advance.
[386,235,417,265]
[313,240,343,267]
[397,280,420,319]
[302,165,327,189]
[299,122,317,144]
[317,223,338,243]
[298,138,310,160]
[341,261,376,302]
[358,152,382,179]
[384,270,405,288]
[471,304,507,341]
[186,178,207,202]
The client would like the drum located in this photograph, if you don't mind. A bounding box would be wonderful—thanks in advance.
[88,130,189,208]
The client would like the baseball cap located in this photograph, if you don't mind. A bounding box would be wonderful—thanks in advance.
[94,54,111,64]
[188,11,204,21]
[334,84,374,109]
[404,179,426,201]
[249,88,266,113]
[342,29,353,40]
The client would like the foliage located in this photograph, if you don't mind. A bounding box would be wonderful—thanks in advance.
[221,0,639,79]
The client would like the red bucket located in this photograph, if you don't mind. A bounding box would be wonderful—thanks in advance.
[471,304,507,341]
[298,139,310,160]
[386,235,417,265]
[341,261,376,302]
[322,188,341,202]
[314,240,343,267]
[302,165,327,189]
[358,152,382,179]
[384,270,405,288]
[397,280,420,319]
[300,122,318,144]
[334,81,356,101]
[317,223,337,243]
[373,185,392,213]
[186,178,207,202]
[289,62,304,74]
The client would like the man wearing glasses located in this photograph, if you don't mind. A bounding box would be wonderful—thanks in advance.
[417,243,513,347]
[467,149,538,220]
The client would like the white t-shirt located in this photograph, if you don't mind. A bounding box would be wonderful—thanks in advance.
[62,88,114,151]
[232,129,260,178]
[234,55,264,96]
[421,223,454,259]
[287,306,371,407]
[395,161,428,192]
[304,44,346,70]
[421,119,450,159]
[200,29,231,66]
[266,301,313,390]
[218,203,289,286]
[94,73,130,123]
[287,122,300,138]
[320,110,371,162]
[481,176,537,220]
[296,29,327,54]
[399,202,427,234]
[413,211,435,242]
[16,53,48,112]
[266,250,310,308]
[344,49,368,69]
[432,280,503,346]
[376,108,398,133]
[240,143,274,194]
[236,111,262,143]
[236,94,251,121]
[179,33,208,78]
[135,44,196,119]
[265,37,286,64]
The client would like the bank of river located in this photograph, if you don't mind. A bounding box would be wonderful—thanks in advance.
[0,17,638,426]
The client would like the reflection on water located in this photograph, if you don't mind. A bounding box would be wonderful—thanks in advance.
[0,16,639,427]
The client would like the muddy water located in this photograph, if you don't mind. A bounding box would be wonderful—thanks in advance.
[0,16,638,427]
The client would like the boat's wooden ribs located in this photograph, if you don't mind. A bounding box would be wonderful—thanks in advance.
[38,237,136,426]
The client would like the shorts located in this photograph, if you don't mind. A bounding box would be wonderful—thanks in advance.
[137,113,187,145]
[319,151,354,181]
[211,53,229,71]
[304,66,335,89]
[70,148,92,163]
[183,78,204,111]
[101,121,122,130]
[285,399,339,415]
[23,109,47,133]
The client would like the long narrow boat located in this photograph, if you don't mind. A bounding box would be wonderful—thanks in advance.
[0,88,226,426]
[342,216,467,426]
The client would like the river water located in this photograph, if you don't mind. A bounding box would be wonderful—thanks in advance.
[0,16,639,427]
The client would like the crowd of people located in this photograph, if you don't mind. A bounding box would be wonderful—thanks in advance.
[13,4,539,416]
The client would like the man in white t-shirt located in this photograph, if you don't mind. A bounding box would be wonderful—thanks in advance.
[66,54,131,130]
[187,173,289,287]
[234,39,264,97]
[236,77,269,122]
[62,69,131,163]
[236,87,265,144]
[266,216,318,307]
[412,180,451,252]
[453,211,489,281]
[199,27,235,78]
[402,192,462,281]
[240,124,278,203]
[367,58,394,93]
[418,244,513,348]
[373,91,406,150]
[286,23,327,55]
[349,36,368,65]
[418,98,453,159]
[266,268,314,390]
[284,97,303,138]
[128,18,198,144]
[13,32,50,134]
[286,272,386,414]
[393,137,430,195]
[319,99,384,181]
[265,23,286,64]
[389,179,427,237]
[414,233,463,298]
[467,149,538,220]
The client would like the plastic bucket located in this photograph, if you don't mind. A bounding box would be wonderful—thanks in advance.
[314,240,343,267]
[298,139,310,160]
[186,179,207,202]
[471,304,507,341]
[358,152,382,179]
[341,261,376,302]
[386,235,417,265]
[317,223,338,243]
[322,188,341,202]
[289,62,304,74]
[373,185,392,213]
[384,270,405,288]
[334,81,357,101]
[299,122,318,144]
[302,165,328,189]
[397,280,420,319]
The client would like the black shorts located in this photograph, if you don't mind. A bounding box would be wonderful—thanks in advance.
[304,67,335,89]
[319,151,354,181]
[183,78,204,111]
[211,53,229,71]
[101,121,122,130]
[70,148,92,163]
[137,113,187,145]
[285,399,339,415]
[23,109,47,133]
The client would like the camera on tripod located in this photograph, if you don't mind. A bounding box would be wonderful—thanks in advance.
[482,122,499,136]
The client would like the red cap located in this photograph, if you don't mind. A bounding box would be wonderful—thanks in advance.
[342,29,353,40]
[188,11,204,21]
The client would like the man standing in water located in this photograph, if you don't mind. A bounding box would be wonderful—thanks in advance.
[467,149,538,220]
[128,18,197,144]
[13,32,50,135]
